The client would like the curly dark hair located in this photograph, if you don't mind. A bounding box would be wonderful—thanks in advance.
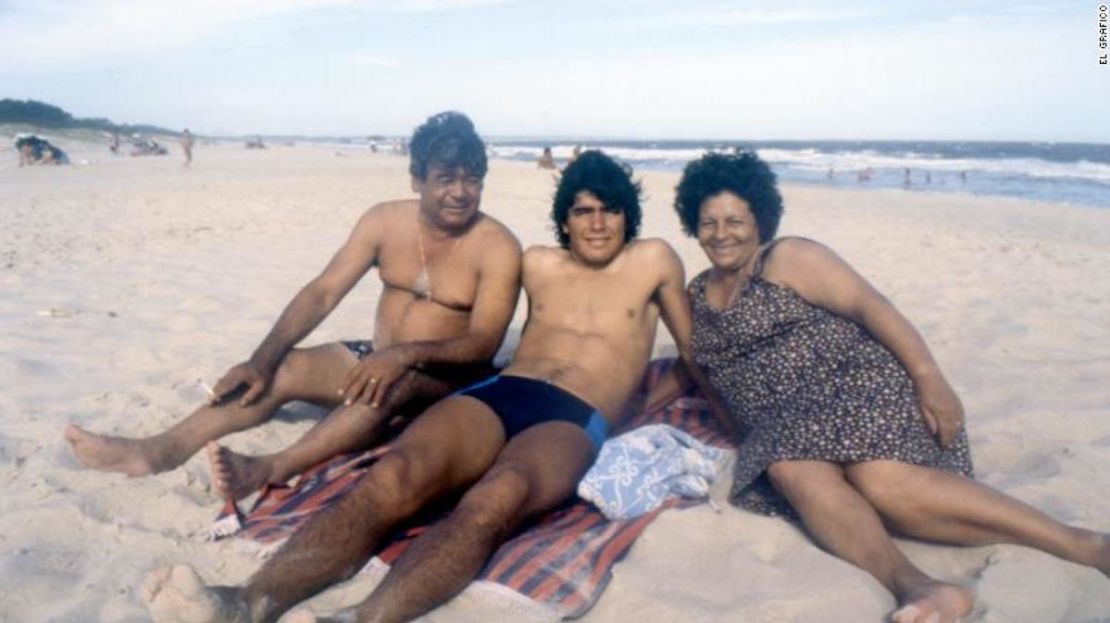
[551,150,642,248]
[408,111,488,181]
[674,151,783,242]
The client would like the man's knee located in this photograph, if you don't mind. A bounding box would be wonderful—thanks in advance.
[453,467,532,536]
[352,449,427,514]
[272,345,352,399]
[270,349,314,395]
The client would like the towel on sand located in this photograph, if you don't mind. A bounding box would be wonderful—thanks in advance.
[211,358,731,619]
[578,423,728,520]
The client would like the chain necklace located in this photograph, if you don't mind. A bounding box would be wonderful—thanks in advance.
[415,220,463,301]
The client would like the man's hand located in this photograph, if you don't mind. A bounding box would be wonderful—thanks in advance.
[339,348,411,408]
[915,374,965,447]
[211,361,273,407]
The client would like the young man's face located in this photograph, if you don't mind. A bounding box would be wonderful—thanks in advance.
[562,190,627,266]
[413,165,483,230]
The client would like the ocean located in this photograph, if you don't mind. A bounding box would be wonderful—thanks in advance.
[486,139,1110,209]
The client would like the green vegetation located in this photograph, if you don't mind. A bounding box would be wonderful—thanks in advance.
[0,99,174,136]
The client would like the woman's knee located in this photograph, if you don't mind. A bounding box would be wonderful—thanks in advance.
[766,460,841,500]
[844,461,915,509]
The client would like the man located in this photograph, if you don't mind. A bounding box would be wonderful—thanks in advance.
[140,150,708,623]
[65,111,522,501]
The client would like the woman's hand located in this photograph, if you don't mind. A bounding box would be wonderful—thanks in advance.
[915,374,965,447]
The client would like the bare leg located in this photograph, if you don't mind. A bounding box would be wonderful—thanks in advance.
[767,461,975,623]
[845,460,1110,577]
[66,344,355,477]
[209,371,452,500]
[142,396,506,623]
[351,421,596,623]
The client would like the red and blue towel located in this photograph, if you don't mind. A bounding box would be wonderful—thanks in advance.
[212,358,731,618]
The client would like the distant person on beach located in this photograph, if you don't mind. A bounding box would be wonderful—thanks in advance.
[66,111,523,503]
[663,151,1110,623]
[138,150,715,623]
[15,135,68,166]
[903,167,912,189]
[960,170,968,184]
[537,146,557,169]
[180,129,194,167]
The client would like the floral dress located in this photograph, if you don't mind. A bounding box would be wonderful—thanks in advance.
[690,246,973,516]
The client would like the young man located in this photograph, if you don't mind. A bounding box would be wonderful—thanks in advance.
[140,150,707,623]
[65,111,522,501]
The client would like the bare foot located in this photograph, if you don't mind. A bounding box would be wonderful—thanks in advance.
[207,442,275,500]
[65,424,164,476]
[141,564,251,623]
[891,581,976,623]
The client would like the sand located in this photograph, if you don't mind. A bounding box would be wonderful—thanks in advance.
[1,138,1109,622]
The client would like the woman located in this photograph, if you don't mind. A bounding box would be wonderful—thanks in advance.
[671,151,1109,623]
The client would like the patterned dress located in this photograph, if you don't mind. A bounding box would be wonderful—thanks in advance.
[690,244,974,517]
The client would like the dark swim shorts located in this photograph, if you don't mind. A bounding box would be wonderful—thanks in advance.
[342,340,374,359]
[456,375,609,451]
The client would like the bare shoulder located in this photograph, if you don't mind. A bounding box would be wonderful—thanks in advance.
[762,236,846,283]
[629,237,677,255]
[471,214,523,258]
[522,244,564,268]
[625,238,682,269]
[355,199,418,232]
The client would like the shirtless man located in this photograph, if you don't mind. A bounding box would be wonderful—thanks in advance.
[140,150,707,623]
[65,112,522,501]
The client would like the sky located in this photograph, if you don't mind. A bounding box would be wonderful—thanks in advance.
[2,0,1107,141]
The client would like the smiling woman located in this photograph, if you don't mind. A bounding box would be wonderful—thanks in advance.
[674,150,1110,623]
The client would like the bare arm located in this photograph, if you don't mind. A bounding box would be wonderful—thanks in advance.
[342,232,523,407]
[767,238,964,446]
[650,241,739,437]
[212,206,384,405]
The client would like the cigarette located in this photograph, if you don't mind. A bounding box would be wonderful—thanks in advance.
[199,381,216,398]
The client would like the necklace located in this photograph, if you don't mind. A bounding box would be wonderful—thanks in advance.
[415,220,463,301]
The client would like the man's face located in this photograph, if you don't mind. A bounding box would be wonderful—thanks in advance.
[562,191,627,266]
[413,165,483,230]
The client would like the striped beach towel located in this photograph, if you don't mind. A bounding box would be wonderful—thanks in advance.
[212,358,731,618]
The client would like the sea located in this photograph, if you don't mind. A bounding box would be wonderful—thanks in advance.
[483,139,1110,210]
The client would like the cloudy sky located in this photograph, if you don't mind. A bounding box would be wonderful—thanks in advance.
[2,0,1106,141]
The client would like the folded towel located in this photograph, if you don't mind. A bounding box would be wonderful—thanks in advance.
[578,424,728,520]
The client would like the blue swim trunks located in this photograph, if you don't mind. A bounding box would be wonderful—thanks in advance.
[457,375,609,451]
[342,340,374,359]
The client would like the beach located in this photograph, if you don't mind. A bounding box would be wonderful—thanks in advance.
[2,140,1109,622]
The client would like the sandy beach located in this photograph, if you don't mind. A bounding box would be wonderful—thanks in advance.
[2,139,1109,622]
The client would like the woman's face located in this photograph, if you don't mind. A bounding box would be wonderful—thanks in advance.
[697,191,762,272]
